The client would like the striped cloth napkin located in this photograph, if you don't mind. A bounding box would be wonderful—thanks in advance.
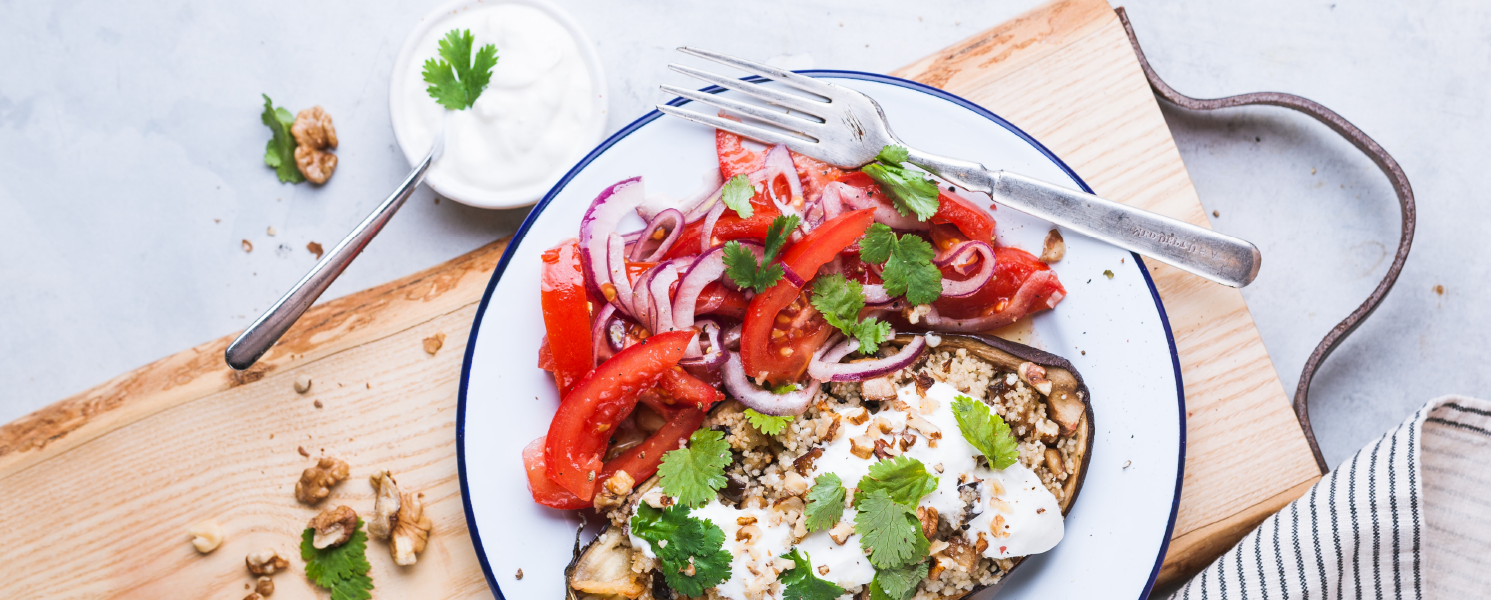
[1168,395,1491,600]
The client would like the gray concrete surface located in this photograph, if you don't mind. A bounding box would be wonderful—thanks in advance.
[0,0,1482,511]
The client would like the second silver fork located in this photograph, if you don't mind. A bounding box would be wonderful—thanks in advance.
[657,47,1261,288]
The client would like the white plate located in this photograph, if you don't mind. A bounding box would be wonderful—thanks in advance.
[458,72,1184,600]
[388,0,608,209]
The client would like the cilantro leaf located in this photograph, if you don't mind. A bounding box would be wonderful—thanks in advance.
[744,409,793,435]
[658,428,731,507]
[855,456,939,506]
[950,395,1020,469]
[804,473,847,533]
[869,560,929,600]
[854,489,929,569]
[261,94,304,184]
[859,224,943,305]
[422,29,499,110]
[862,145,940,221]
[810,273,894,355]
[722,215,800,293]
[301,519,373,600]
[779,548,847,600]
[772,383,803,395]
[721,175,756,218]
[630,504,733,596]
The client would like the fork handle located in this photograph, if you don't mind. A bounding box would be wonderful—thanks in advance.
[906,149,1260,287]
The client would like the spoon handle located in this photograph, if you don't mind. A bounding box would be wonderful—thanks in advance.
[225,147,436,370]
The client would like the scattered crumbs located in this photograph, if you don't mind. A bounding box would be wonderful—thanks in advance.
[839,22,843,26]
[424,332,447,355]
[1081,350,1086,355]
[1434,284,1445,295]
[434,197,441,205]
[1123,460,1132,469]
[307,241,325,259]
[516,569,524,580]
[269,433,274,439]
[242,239,254,253]
[314,400,324,409]
[1103,269,1114,279]
[1255,136,1261,142]
[267,226,277,237]
[1213,209,1220,217]
[366,382,371,389]
[298,446,310,457]
[214,218,221,223]
[1086,278,1092,284]
[1310,167,1317,175]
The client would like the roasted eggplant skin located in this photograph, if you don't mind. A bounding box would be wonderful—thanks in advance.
[567,333,1095,600]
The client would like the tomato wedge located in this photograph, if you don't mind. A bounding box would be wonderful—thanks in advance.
[717,124,764,180]
[930,191,994,244]
[695,281,750,320]
[791,151,844,201]
[540,240,593,397]
[933,246,1066,320]
[659,367,726,410]
[522,437,590,510]
[740,208,876,385]
[544,329,695,500]
[597,406,708,488]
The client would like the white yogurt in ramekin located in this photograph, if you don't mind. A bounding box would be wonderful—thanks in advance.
[389,0,608,209]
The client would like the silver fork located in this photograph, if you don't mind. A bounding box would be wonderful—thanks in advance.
[657,47,1261,288]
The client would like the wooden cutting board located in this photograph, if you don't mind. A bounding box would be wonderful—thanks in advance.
[0,0,1322,597]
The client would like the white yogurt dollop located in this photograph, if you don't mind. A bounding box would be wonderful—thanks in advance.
[398,3,603,203]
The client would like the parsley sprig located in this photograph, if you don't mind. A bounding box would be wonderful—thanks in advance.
[860,223,943,305]
[723,215,800,293]
[721,175,756,218]
[423,29,499,110]
[855,456,939,506]
[810,273,893,355]
[853,489,930,569]
[779,548,848,600]
[951,395,1021,469]
[301,519,374,600]
[743,409,793,435]
[803,473,847,533]
[861,145,941,221]
[631,504,734,596]
[260,95,304,184]
[657,428,732,508]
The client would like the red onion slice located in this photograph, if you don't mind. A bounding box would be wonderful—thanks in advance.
[721,352,819,416]
[579,177,645,308]
[648,264,679,334]
[820,181,928,231]
[807,334,926,382]
[933,241,996,299]
[591,303,617,364]
[679,320,727,368]
[628,208,685,262]
[605,233,637,316]
[673,245,727,330]
[699,199,727,255]
[638,169,723,222]
[758,145,804,216]
[781,262,807,288]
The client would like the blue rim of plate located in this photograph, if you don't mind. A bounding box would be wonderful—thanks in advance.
[456,70,1186,600]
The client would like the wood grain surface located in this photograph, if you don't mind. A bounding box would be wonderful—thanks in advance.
[0,0,1320,597]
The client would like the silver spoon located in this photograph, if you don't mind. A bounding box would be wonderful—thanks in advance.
[225,124,446,371]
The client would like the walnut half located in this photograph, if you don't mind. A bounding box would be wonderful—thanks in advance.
[390,491,433,565]
[367,470,402,540]
[291,106,338,184]
[308,505,358,549]
[296,457,350,505]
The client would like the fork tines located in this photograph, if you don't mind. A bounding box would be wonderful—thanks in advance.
[658,47,835,152]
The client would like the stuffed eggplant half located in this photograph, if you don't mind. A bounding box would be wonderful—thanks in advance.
[567,333,1093,600]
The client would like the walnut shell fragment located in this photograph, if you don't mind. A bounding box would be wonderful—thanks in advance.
[295,457,349,504]
[291,106,338,184]
[188,519,224,553]
[308,505,358,549]
[246,548,290,575]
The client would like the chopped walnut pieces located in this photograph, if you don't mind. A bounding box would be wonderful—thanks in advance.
[306,241,324,259]
[244,594,263,600]
[188,519,224,553]
[1040,229,1066,263]
[423,332,447,355]
[1016,362,1053,396]
[295,457,350,504]
[860,377,896,401]
[915,506,939,540]
[242,239,254,253]
[255,576,274,596]
[390,491,433,565]
[828,520,855,545]
[307,505,358,549]
[245,548,290,575]
[291,106,338,184]
[848,436,875,459]
[367,470,402,540]
[593,470,635,512]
